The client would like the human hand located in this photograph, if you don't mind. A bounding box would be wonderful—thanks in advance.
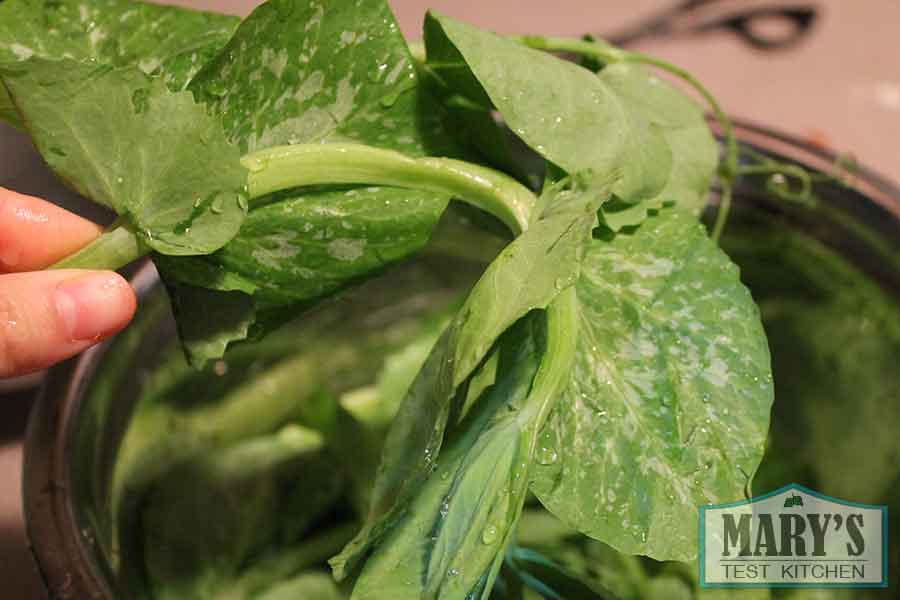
[0,187,136,378]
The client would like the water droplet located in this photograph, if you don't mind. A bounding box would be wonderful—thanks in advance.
[481,525,498,544]
[702,393,711,403]
[116,176,123,184]
[210,196,225,214]
[447,568,459,578]
[245,155,269,173]
[537,445,558,465]
[439,497,450,517]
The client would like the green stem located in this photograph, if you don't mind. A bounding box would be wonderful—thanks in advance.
[242,143,534,235]
[710,184,732,242]
[50,221,146,270]
[737,162,815,206]
[514,35,628,63]
[49,143,536,271]
[522,285,579,431]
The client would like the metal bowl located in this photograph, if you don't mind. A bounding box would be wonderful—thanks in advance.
[22,122,900,599]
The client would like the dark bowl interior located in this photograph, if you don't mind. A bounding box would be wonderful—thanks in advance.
[22,121,900,599]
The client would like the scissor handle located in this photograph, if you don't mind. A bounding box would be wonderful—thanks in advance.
[605,2,818,52]
[713,6,818,50]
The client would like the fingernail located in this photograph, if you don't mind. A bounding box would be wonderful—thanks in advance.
[55,272,132,341]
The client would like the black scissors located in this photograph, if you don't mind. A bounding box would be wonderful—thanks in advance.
[603,0,818,51]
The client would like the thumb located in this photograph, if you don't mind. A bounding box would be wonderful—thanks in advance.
[0,270,136,378]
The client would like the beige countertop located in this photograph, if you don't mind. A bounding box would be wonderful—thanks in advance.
[1,1,898,597]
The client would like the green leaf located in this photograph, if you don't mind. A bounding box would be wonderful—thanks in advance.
[199,186,448,304]
[332,178,607,582]
[189,0,438,156]
[596,63,717,230]
[159,0,452,358]
[348,319,545,599]
[348,283,582,600]
[530,209,773,562]
[164,283,257,367]
[424,12,672,205]
[0,58,247,255]
[0,0,238,126]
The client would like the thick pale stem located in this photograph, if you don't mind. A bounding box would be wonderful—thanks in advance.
[50,222,146,271]
[243,143,534,235]
[50,143,536,271]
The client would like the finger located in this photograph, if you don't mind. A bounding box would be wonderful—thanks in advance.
[0,270,136,378]
[0,187,103,273]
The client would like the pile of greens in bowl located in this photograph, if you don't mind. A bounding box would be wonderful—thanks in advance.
[4,1,896,598]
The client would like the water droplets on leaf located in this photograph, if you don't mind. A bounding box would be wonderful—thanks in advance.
[210,195,225,214]
[537,445,559,466]
[481,524,498,545]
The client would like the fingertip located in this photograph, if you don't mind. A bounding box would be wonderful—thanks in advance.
[0,270,137,378]
[0,187,103,272]
[54,270,136,342]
